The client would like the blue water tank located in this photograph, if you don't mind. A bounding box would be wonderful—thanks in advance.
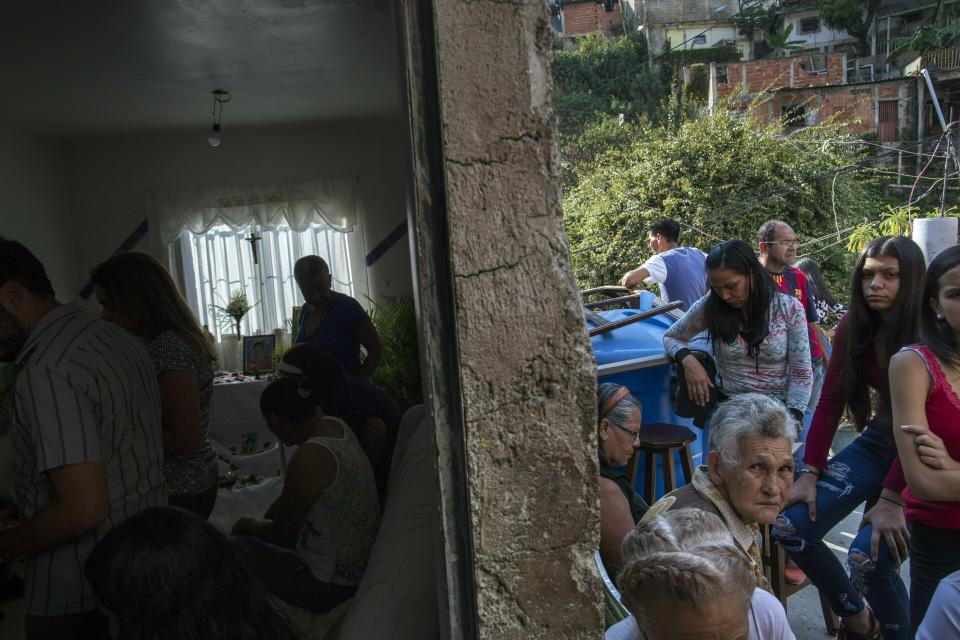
[591,307,703,500]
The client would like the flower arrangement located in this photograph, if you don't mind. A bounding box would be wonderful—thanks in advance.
[210,290,255,340]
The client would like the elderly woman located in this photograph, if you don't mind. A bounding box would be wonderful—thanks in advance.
[651,392,796,588]
[616,521,757,640]
[597,383,647,581]
[607,509,795,640]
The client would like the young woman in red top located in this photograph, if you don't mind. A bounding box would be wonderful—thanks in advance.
[774,236,926,640]
[890,244,960,635]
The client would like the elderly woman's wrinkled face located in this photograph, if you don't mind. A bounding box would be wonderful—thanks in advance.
[639,594,749,640]
[709,435,794,525]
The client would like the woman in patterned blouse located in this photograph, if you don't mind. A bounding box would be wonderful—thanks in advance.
[664,240,813,446]
[92,252,219,519]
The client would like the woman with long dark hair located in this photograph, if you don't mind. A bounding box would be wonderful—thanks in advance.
[663,240,813,436]
[85,506,298,640]
[91,252,219,519]
[796,256,847,330]
[890,244,960,634]
[775,235,926,640]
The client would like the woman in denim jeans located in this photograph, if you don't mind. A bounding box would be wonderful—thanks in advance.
[773,236,926,640]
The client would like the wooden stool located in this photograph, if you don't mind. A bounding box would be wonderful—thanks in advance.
[633,423,697,505]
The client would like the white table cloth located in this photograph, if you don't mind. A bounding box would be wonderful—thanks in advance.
[208,374,289,531]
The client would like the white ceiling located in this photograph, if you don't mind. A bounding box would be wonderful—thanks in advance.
[0,0,401,136]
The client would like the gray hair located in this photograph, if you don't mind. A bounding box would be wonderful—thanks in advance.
[597,382,642,429]
[620,509,734,562]
[618,544,754,623]
[709,393,795,467]
[618,512,753,629]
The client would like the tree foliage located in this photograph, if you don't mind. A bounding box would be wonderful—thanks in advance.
[817,0,882,55]
[552,32,668,136]
[562,98,883,296]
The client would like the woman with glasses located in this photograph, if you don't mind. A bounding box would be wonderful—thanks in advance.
[663,240,813,444]
[598,382,646,581]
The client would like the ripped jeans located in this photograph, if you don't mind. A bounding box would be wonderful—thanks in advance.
[773,426,910,640]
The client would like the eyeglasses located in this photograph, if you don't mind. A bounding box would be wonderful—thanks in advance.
[612,422,642,443]
[768,239,800,247]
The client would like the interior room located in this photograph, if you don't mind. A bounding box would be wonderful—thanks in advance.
[0,2,446,638]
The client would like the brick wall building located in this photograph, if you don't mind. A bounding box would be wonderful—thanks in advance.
[761,78,916,142]
[716,53,847,98]
[689,53,917,143]
[560,0,623,37]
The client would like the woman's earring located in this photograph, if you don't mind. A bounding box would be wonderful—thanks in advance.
[938,314,945,320]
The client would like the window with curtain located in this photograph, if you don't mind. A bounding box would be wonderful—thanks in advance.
[179,222,354,340]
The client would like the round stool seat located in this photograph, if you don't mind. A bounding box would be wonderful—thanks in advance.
[636,423,696,450]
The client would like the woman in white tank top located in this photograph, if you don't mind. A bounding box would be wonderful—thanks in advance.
[230,377,380,613]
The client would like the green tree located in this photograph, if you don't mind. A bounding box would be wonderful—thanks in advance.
[763,22,805,58]
[817,0,882,56]
[562,100,883,295]
[552,32,668,136]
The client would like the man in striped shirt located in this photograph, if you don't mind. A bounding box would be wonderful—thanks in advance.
[0,239,165,639]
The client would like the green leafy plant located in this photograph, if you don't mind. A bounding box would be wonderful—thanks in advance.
[763,23,805,58]
[367,295,423,412]
[847,204,960,253]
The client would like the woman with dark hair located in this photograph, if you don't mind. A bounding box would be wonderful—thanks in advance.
[230,377,380,614]
[597,382,646,580]
[84,506,298,640]
[663,240,813,434]
[91,252,219,518]
[775,235,926,640]
[890,244,960,633]
[279,343,401,505]
[796,257,847,331]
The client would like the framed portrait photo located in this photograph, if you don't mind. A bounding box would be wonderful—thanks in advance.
[242,334,276,375]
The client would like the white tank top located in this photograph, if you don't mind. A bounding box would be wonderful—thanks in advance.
[296,419,380,585]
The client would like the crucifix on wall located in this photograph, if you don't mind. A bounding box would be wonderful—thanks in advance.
[245,232,263,265]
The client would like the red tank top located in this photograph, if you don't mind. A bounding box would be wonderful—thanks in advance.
[901,345,960,529]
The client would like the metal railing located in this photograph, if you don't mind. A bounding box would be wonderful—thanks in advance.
[925,47,960,73]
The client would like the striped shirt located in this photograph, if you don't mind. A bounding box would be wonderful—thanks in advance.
[11,302,165,615]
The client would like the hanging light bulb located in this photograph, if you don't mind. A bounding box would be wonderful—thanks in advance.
[208,123,222,147]
[207,90,230,148]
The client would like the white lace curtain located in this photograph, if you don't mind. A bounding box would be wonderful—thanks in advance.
[178,223,355,340]
[150,179,359,246]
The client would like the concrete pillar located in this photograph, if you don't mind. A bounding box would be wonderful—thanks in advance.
[402,0,601,637]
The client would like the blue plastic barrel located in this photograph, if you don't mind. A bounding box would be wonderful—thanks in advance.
[591,307,703,501]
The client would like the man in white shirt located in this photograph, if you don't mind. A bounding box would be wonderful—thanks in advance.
[620,218,706,312]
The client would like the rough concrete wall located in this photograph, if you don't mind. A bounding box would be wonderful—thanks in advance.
[432,0,602,638]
